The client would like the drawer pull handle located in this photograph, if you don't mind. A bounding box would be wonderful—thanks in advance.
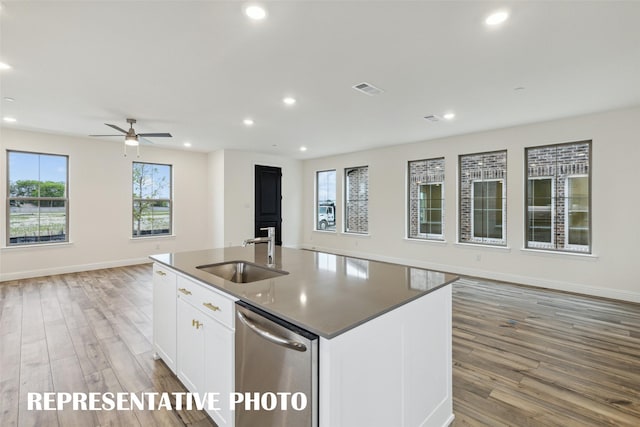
[203,302,221,312]
[192,319,203,329]
[178,288,192,296]
[156,270,167,276]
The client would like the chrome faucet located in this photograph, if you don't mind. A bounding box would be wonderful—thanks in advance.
[242,227,276,267]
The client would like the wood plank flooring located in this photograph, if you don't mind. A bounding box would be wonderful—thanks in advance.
[451,277,640,427]
[0,265,215,427]
[1,265,638,426]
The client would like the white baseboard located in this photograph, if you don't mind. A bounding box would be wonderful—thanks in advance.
[301,244,640,303]
[0,257,151,282]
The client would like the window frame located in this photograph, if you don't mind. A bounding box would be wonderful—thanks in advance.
[458,150,507,246]
[6,150,69,246]
[418,182,444,240]
[132,161,173,238]
[344,165,369,234]
[315,169,337,232]
[407,157,445,241]
[564,174,590,252]
[526,176,555,249]
[470,178,506,245]
[524,140,592,254]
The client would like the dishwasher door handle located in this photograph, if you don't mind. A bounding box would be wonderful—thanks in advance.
[237,310,307,352]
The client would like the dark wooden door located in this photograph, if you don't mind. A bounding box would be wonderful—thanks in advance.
[254,165,282,245]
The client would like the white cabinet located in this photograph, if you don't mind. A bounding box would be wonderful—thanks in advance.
[318,285,453,427]
[204,315,234,427]
[175,274,236,427]
[177,297,206,393]
[152,263,177,372]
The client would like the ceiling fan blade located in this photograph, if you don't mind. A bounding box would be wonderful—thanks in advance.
[89,134,122,137]
[105,123,128,134]
[138,132,172,138]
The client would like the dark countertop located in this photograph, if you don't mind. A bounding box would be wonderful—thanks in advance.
[151,246,458,339]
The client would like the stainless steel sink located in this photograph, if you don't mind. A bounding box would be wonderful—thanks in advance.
[196,261,288,283]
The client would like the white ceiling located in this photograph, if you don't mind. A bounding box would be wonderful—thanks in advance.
[1,1,639,159]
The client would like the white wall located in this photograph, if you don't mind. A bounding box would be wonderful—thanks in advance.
[215,149,303,248]
[301,107,640,302]
[208,149,225,248]
[0,128,211,280]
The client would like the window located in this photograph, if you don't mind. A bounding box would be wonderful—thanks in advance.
[408,158,444,240]
[527,177,554,245]
[459,151,507,245]
[344,166,368,234]
[132,162,172,237]
[7,151,69,246]
[472,180,505,241]
[525,141,591,253]
[316,170,336,231]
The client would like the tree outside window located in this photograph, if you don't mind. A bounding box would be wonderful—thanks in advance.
[7,151,68,245]
[132,162,172,237]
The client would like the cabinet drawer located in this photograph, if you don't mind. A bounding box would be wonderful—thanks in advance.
[154,263,177,286]
[177,276,235,329]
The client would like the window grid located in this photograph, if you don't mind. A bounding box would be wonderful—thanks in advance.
[316,170,336,232]
[525,141,591,253]
[344,166,368,234]
[459,150,507,246]
[7,150,69,246]
[408,158,445,240]
[132,162,172,237]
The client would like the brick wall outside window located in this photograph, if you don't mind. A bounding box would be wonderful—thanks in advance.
[345,166,368,233]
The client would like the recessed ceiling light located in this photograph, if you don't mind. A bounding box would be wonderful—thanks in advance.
[443,112,456,120]
[4,97,15,102]
[0,62,11,70]
[300,146,307,152]
[183,142,192,147]
[283,97,296,105]
[3,116,17,122]
[243,118,254,126]
[485,10,509,26]
[245,5,267,20]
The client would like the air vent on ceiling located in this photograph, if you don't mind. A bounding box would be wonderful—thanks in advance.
[352,82,384,96]
[423,115,441,122]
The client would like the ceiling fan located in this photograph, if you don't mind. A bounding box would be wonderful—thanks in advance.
[90,118,172,156]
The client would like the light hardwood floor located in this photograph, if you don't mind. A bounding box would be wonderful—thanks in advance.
[451,277,640,426]
[0,265,638,426]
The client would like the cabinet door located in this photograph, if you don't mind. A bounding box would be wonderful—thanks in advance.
[177,298,206,393]
[153,264,177,371]
[205,320,234,427]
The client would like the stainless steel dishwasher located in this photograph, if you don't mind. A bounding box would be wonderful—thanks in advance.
[235,301,318,427]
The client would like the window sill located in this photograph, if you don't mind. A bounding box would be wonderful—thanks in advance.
[313,229,337,234]
[520,247,599,260]
[130,234,176,241]
[405,237,447,245]
[1,241,74,250]
[454,242,511,252]
[340,232,371,238]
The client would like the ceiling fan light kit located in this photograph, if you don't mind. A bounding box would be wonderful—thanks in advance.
[90,118,172,157]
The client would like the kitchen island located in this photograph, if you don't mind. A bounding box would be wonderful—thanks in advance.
[151,246,458,427]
